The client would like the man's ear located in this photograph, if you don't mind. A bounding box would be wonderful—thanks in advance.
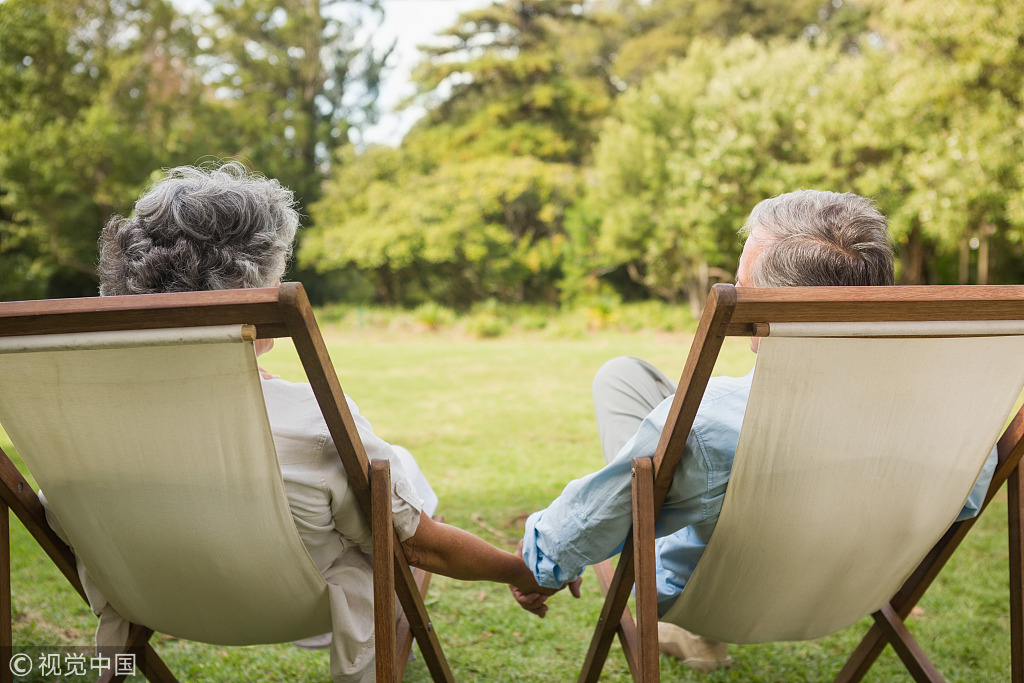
[254,337,275,357]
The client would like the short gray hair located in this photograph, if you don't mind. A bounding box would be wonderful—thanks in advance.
[98,162,299,295]
[740,190,894,287]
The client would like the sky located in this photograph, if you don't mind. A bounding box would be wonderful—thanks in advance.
[362,0,487,146]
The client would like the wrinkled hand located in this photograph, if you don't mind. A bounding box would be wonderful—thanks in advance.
[509,583,554,618]
[508,541,582,618]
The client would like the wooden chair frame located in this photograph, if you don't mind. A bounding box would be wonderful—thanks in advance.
[0,283,454,683]
[579,284,1024,683]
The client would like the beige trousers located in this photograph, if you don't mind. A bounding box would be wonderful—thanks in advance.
[592,356,676,464]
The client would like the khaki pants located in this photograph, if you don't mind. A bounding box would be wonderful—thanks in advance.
[592,356,676,464]
[592,356,733,670]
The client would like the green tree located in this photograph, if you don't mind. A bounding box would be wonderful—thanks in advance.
[0,0,391,300]
[854,0,1024,284]
[578,0,1024,304]
[610,0,868,88]
[404,0,616,165]
[202,0,390,210]
[303,148,579,306]
[301,0,611,307]
[310,0,877,310]
[0,0,213,299]
[581,38,872,313]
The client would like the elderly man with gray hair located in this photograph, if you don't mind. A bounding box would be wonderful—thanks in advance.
[44,163,553,683]
[513,190,998,671]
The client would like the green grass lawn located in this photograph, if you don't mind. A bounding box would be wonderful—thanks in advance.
[0,323,1013,681]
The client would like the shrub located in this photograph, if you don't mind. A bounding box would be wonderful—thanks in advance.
[413,302,456,331]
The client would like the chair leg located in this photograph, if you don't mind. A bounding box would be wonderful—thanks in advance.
[1010,466,1024,683]
[1,501,11,683]
[96,624,180,683]
[871,605,943,683]
[393,553,453,683]
[373,462,450,681]
[380,495,453,683]
[371,460,397,683]
[592,560,640,678]
[395,516,442,680]
[578,543,637,683]
[138,644,180,683]
[833,624,886,683]
[0,448,84,598]
[395,565,430,678]
[0,447,180,683]
[631,458,660,683]
[836,604,939,683]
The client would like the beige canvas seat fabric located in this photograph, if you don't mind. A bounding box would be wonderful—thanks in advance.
[663,326,1024,644]
[0,326,332,645]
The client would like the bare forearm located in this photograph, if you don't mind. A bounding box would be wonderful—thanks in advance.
[401,513,545,593]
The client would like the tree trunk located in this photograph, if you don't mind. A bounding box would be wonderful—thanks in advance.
[959,238,971,285]
[978,237,989,285]
[685,261,710,318]
[687,287,703,319]
[978,224,995,286]
[375,264,395,305]
[900,226,926,284]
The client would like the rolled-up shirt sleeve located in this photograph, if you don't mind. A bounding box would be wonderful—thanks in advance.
[523,398,674,589]
[340,396,426,543]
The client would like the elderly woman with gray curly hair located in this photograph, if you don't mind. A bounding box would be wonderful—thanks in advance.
[45,162,563,682]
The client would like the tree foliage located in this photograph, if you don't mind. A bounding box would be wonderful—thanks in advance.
[300,0,605,307]
[572,0,1024,309]
[304,147,579,306]
[0,0,212,298]
[0,0,389,300]
[580,38,873,312]
[404,0,616,165]
[852,0,1024,284]
[609,0,853,87]
[5,0,1024,306]
[202,0,389,210]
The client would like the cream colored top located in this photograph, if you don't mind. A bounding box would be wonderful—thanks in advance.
[263,377,438,680]
[263,377,434,561]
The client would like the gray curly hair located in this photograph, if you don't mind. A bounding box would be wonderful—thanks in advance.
[740,190,894,288]
[98,163,299,295]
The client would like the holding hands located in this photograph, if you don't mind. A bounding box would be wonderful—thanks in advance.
[508,541,582,618]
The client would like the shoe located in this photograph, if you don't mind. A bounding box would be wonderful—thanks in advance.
[657,622,733,673]
[291,632,332,650]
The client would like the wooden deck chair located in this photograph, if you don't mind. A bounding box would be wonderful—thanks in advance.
[0,283,454,683]
[580,284,1024,683]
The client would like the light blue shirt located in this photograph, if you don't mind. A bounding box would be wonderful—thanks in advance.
[522,371,998,617]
